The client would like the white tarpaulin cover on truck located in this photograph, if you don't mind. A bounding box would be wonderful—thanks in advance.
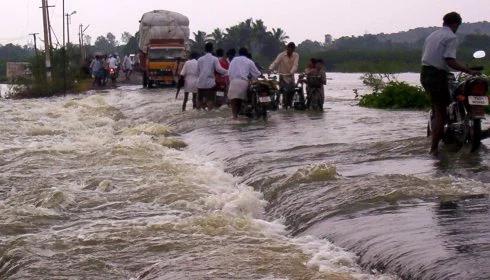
[138,10,190,53]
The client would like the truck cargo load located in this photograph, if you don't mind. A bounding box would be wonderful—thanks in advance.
[138,10,190,54]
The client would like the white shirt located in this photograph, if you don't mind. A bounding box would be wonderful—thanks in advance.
[108,57,118,68]
[269,51,299,75]
[196,53,228,89]
[422,26,458,72]
[228,56,261,81]
[180,59,199,93]
[123,56,132,70]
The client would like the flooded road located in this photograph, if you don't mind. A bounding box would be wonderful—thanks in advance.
[1,73,489,279]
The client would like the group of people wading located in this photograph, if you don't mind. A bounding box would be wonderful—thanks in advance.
[179,41,326,119]
[179,11,484,155]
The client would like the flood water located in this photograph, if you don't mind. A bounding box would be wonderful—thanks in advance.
[1,73,489,280]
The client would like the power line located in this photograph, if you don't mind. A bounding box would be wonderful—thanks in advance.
[50,22,61,47]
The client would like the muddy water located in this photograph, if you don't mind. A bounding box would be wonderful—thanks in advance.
[0,73,488,280]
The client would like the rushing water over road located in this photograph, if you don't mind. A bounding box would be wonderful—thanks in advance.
[1,73,489,279]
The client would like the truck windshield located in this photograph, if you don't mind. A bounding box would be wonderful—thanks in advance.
[148,49,184,61]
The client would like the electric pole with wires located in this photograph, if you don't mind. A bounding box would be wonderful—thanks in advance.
[29,33,39,55]
[41,0,52,80]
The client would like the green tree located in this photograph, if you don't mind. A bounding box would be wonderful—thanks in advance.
[121,32,133,44]
[210,28,225,49]
[94,36,111,53]
[191,31,211,53]
[106,32,118,47]
[121,31,140,55]
[271,28,289,44]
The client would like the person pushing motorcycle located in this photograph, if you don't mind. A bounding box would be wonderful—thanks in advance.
[421,12,480,156]
[269,42,299,109]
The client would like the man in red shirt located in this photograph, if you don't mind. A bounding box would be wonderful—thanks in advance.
[215,49,230,107]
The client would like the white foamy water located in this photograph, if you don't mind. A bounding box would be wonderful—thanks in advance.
[0,87,397,279]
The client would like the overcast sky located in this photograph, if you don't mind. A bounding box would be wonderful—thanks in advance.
[1,0,489,46]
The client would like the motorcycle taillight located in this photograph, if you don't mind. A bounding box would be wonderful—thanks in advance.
[469,82,487,96]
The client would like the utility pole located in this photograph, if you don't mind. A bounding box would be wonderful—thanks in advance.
[66,11,77,45]
[46,2,54,50]
[62,0,65,47]
[79,24,83,61]
[62,0,66,95]
[79,24,90,61]
[41,0,52,80]
[29,33,39,54]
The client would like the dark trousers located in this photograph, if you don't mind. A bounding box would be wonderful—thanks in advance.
[197,88,217,110]
[421,66,450,152]
[182,92,196,111]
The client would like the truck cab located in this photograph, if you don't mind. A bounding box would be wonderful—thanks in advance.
[141,39,187,87]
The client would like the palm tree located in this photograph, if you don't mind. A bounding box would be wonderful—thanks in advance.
[210,28,226,48]
[271,28,290,44]
[251,19,267,54]
[252,19,267,35]
[191,31,211,52]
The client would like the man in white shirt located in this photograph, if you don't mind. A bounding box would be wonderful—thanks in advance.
[420,12,479,155]
[108,55,118,69]
[197,42,228,110]
[269,42,299,109]
[228,47,262,119]
[180,52,199,111]
[122,54,133,81]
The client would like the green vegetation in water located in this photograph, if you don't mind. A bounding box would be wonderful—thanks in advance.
[358,73,430,109]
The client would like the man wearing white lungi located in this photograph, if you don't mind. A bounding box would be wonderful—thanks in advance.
[228,47,262,119]
[180,52,200,111]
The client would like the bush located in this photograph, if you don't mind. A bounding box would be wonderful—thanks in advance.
[359,80,430,109]
[10,46,90,98]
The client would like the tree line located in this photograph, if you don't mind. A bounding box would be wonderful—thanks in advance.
[189,19,289,67]
[2,19,490,81]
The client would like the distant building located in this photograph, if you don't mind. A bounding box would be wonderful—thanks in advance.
[324,34,333,46]
[6,62,31,81]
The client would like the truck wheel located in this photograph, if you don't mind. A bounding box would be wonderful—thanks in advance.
[143,73,148,88]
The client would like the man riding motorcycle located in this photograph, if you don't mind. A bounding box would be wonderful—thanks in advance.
[269,42,299,109]
[304,58,327,111]
[420,12,480,156]
[107,54,119,86]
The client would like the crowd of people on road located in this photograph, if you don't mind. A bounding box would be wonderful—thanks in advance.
[84,11,483,155]
[89,53,135,87]
[179,41,327,119]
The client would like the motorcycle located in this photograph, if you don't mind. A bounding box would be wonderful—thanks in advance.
[109,66,119,86]
[428,50,489,152]
[304,73,325,111]
[240,76,279,120]
[292,74,307,110]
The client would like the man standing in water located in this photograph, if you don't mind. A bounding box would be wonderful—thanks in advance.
[421,12,479,155]
[180,52,200,111]
[228,47,262,119]
[197,43,228,110]
[269,42,299,109]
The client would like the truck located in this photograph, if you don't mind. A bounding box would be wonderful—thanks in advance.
[138,10,190,88]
